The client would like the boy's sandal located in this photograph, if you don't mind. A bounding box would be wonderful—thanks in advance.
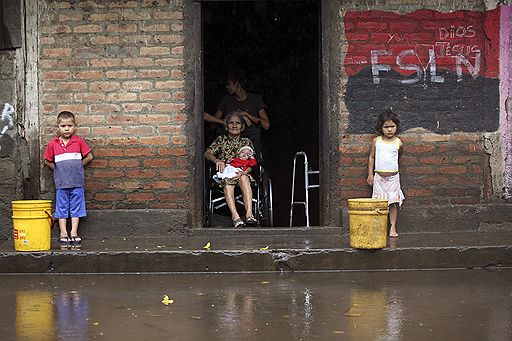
[59,236,71,245]
[70,236,82,244]
[233,218,245,228]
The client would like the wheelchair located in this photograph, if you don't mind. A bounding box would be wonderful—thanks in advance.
[205,163,273,227]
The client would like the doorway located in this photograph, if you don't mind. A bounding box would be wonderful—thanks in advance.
[202,1,320,226]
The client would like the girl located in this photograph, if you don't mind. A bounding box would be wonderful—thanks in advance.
[367,110,405,237]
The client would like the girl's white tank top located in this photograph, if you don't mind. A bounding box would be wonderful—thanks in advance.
[375,136,401,172]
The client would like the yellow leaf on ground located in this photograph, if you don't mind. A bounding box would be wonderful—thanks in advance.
[162,295,174,305]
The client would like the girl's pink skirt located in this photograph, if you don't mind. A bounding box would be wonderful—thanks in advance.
[372,172,405,206]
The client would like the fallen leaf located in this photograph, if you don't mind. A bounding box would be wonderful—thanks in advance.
[156,245,166,248]
[260,281,270,284]
[203,242,211,250]
[190,316,202,320]
[259,245,269,250]
[92,322,100,326]
[161,295,174,305]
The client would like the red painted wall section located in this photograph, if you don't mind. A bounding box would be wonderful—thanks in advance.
[344,8,500,79]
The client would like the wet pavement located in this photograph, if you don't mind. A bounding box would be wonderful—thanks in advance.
[0,269,511,340]
[1,231,512,273]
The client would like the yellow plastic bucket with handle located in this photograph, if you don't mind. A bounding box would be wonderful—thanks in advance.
[348,198,389,249]
[12,200,53,251]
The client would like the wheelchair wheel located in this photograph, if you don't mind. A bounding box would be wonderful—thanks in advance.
[259,171,273,227]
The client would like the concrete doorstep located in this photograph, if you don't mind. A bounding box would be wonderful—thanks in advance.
[0,230,511,274]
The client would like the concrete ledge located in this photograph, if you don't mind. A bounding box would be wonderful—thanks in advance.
[341,203,512,233]
[51,209,190,238]
[1,246,510,274]
[188,227,341,237]
[2,231,511,273]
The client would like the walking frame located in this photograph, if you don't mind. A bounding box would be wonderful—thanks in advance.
[289,151,319,227]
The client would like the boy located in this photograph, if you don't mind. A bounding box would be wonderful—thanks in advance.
[43,111,93,246]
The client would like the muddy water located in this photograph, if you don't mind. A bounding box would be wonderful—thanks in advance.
[0,270,510,341]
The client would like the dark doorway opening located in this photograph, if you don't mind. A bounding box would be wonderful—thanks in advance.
[202,1,320,226]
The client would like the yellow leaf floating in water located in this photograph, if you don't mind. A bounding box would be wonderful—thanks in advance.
[259,245,269,250]
[260,281,270,284]
[161,295,174,305]
[92,322,100,326]
[203,242,211,250]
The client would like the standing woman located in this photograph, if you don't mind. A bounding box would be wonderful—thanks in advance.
[204,113,256,227]
[213,69,270,162]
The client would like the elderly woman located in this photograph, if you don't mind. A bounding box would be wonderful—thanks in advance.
[204,113,256,227]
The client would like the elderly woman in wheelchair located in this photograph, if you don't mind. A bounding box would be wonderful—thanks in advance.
[204,112,257,227]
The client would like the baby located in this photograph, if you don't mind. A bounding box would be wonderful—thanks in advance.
[213,145,257,183]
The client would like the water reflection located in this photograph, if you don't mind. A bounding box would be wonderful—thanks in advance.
[302,288,313,337]
[345,289,403,341]
[16,291,53,340]
[55,291,89,341]
[15,289,89,340]
[1,271,511,340]
[217,290,257,338]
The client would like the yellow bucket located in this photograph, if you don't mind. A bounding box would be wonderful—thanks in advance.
[12,200,53,251]
[348,198,388,249]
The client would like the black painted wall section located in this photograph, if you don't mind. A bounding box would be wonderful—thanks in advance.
[345,67,499,134]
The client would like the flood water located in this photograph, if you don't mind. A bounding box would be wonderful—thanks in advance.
[0,269,511,340]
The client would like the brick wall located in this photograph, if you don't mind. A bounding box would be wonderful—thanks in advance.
[338,4,501,206]
[340,133,488,205]
[35,0,507,228]
[39,0,190,210]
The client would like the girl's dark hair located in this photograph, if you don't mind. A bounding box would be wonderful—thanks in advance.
[375,110,400,134]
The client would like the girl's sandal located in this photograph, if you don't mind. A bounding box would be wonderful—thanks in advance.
[70,236,82,245]
[59,236,71,246]
[233,217,245,228]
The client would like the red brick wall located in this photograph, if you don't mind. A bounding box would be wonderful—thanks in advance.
[340,133,488,205]
[39,0,190,209]
[37,1,499,217]
[339,8,498,206]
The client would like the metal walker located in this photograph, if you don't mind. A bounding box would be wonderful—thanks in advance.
[289,151,319,227]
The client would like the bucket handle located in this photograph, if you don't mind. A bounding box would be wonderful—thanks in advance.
[44,209,56,229]
[377,209,388,215]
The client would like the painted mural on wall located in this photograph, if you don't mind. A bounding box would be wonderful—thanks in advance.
[344,8,500,134]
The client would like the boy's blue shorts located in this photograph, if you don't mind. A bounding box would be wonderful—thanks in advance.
[54,187,87,219]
